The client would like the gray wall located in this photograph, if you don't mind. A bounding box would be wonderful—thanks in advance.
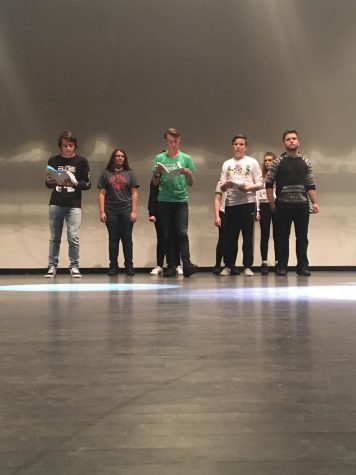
[1,0,355,268]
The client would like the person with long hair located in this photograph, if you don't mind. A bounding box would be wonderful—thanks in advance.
[97,148,139,276]
[256,152,277,275]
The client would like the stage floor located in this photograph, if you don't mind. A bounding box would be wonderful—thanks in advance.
[1,272,356,474]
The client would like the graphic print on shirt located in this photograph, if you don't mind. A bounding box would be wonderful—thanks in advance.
[227,163,251,178]
[56,165,76,193]
[110,174,127,191]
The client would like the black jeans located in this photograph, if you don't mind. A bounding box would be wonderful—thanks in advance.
[259,202,277,262]
[224,202,255,269]
[215,211,238,268]
[154,216,181,268]
[106,211,133,268]
[157,202,190,267]
[275,203,310,270]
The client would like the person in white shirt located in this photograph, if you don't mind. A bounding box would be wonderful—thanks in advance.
[220,135,263,276]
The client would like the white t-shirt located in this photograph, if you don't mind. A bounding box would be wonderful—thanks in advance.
[219,155,263,207]
[256,179,276,211]
[215,181,226,213]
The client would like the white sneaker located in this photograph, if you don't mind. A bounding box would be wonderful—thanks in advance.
[244,268,254,276]
[176,265,184,275]
[150,266,163,275]
[70,267,82,278]
[44,266,56,278]
[219,267,231,276]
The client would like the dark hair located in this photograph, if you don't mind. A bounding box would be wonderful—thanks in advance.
[57,130,78,149]
[282,129,299,141]
[105,148,131,172]
[231,134,248,145]
[262,152,277,177]
[164,128,181,139]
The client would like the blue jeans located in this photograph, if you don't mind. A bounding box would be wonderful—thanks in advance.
[48,205,81,268]
[105,211,133,268]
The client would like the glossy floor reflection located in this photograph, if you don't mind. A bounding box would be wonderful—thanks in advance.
[1,272,356,475]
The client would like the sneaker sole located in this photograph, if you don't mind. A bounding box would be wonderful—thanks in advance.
[183,268,198,278]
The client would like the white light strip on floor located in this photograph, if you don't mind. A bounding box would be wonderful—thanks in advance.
[0,283,180,292]
[187,285,356,301]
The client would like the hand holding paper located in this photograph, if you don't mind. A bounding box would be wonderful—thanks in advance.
[47,165,78,186]
[156,162,183,178]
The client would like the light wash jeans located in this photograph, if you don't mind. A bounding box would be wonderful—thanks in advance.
[48,205,81,268]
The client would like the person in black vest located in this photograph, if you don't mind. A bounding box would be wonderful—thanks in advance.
[44,131,91,278]
[266,130,320,276]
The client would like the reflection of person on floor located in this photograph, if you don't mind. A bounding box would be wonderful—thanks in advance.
[256,152,278,275]
[220,134,263,277]
[151,128,198,278]
[44,130,91,279]
[212,181,237,275]
[97,148,139,277]
[148,180,183,275]
[266,129,320,276]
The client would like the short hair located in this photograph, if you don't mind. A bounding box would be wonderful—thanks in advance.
[57,130,78,149]
[232,134,248,145]
[164,128,181,139]
[282,129,299,141]
[105,148,131,172]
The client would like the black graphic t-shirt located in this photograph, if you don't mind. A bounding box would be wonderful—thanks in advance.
[97,169,139,214]
[46,154,91,208]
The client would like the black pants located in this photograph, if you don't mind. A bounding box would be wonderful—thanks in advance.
[157,202,190,267]
[154,216,181,268]
[224,203,255,269]
[275,204,310,271]
[259,202,277,262]
[106,211,133,268]
[215,211,237,268]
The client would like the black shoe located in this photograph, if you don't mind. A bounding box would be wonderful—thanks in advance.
[296,268,311,276]
[108,266,118,276]
[125,266,135,276]
[261,263,269,275]
[275,267,287,276]
[183,262,198,277]
[163,266,177,277]
[230,266,240,276]
[212,266,223,275]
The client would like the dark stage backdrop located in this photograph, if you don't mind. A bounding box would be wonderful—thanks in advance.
[0,0,355,268]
